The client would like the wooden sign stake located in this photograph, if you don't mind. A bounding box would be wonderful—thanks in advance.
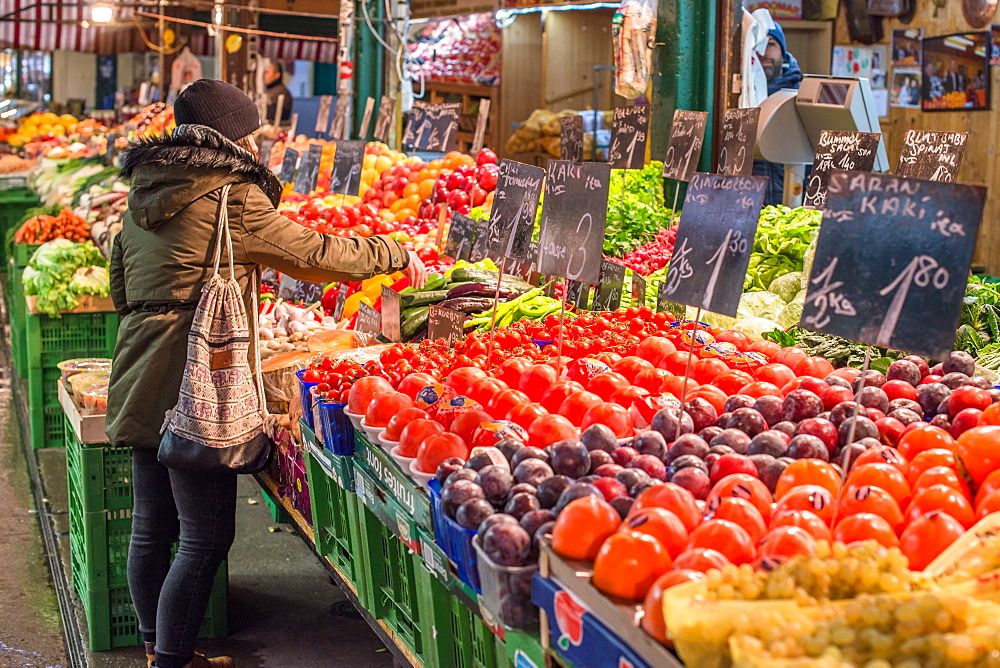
[554,291,570,375]
[830,346,873,528]
[676,307,702,442]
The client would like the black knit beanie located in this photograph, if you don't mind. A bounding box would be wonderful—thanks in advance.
[173,79,261,141]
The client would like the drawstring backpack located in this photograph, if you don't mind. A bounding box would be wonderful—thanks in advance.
[158,184,275,474]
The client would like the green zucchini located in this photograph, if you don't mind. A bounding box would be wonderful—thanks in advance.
[401,307,430,341]
[400,290,450,309]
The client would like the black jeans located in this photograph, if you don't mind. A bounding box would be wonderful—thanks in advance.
[128,449,237,668]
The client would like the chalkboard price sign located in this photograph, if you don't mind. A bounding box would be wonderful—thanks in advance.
[608,105,650,170]
[663,173,768,316]
[330,97,351,140]
[294,280,324,305]
[592,260,626,311]
[258,139,275,167]
[484,159,545,262]
[278,148,299,185]
[800,171,986,359]
[332,283,349,322]
[403,103,461,152]
[896,130,967,183]
[507,242,538,283]
[331,140,366,197]
[292,144,323,194]
[355,302,381,337]
[656,280,672,313]
[315,95,333,134]
[427,305,466,346]
[566,280,591,310]
[537,160,612,285]
[380,286,402,343]
[560,115,584,162]
[718,108,760,177]
[373,97,396,143]
[445,212,479,261]
[662,110,709,182]
[803,131,881,209]
[632,272,647,306]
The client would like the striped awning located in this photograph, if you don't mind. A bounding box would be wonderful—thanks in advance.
[0,0,146,53]
[188,30,337,64]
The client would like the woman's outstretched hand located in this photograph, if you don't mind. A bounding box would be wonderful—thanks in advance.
[405,250,428,290]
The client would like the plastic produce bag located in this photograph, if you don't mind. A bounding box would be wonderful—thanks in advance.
[768,272,803,303]
[734,316,783,341]
[613,0,656,99]
[68,266,110,297]
[739,291,786,321]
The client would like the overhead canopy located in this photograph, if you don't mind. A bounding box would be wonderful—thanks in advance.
[0,0,147,52]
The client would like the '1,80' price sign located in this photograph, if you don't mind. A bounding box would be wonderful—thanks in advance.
[536,161,611,286]
[800,171,986,359]
[662,173,768,316]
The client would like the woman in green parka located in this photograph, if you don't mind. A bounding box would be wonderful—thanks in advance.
[107,79,427,668]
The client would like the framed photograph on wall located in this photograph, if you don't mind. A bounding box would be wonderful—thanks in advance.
[921,32,990,111]
[892,28,923,66]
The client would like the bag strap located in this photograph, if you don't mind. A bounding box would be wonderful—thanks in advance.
[211,183,235,278]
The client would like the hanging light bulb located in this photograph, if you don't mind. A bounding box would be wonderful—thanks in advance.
[90,4,114,23]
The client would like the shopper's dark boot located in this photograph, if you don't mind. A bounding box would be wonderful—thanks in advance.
[183,653,236,668]
[145,642,155,668]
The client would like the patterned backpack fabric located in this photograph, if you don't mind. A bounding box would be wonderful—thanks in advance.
[158,184,274,474]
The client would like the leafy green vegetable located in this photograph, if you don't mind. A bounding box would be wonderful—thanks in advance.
[604,161,674,257]
[744,206,822,292]
[22,240,109,317]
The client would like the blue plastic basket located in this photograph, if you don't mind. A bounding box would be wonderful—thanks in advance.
[318,400,355,456]
[296,369,320,429]
[428,479,480,591]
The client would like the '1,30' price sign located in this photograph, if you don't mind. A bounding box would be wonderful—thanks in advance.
[800,171,986,359]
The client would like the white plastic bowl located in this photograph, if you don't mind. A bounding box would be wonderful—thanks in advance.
[360,418,386,442]
[343,409,365,432]
[408,460,436,487]
[389,445,416,469]
[378,433,400,450]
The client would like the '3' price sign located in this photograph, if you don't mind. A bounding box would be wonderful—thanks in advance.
[662,173,768,316]
[536,161,611,285]
[800,171,986,359]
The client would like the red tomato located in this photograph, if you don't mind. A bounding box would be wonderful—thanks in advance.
[738,382,783,399]
[347,376,394,414]
[821,385,855,410]
[792,356,835,379]
[899,511,966,570]
[882,380,919,402]
[611,356,655,383]
[468,377,509,407]
[518,363,559,401]
[415,432,468,474]
[948,385,992,415]
[635,368,672,393]
[905,484,976,529]
[496,357,532,388]
[527,414,578,449]
[609,385,650,408]
[687,385,728,414]
[558,391,604,427]
[634,337,678,367]
[691,358,730,385]
[747,340,781,361]
[661,351,694,376]
[444,367,487,396]
[486,389,531,418]
[540,380,585,414]
[660,375,699,402]
[384,407,431,441]
[365,392,415,428]
[829,367,862,383]
[672,548,731,573]
[714,330,752,351]
[753,363,796,388]
[449,410,492,444]
[398,419,445,457]
[498,399,544,429]
[773,346,807,369]
[685,519,756,565]
[581,402,633,438]
[586,372,631,401]
[834,513,899,549]
[711,370,754,396]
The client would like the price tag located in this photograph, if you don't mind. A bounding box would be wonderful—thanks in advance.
[662,173,768,316]
[258,139,275,167]
[287,113,299,140]
[566,280,591,310]
[278,148,299,185]
[507,242,538,282]
[330,140,365,197]
[277,273,297,300]
[403,102,461,152]
[374,96,396,143]
[896,130,967,183]
[445,212,479,261]
[800,171,986,359]
[718,107,760,177]
[662,110,709,182]
[560,115,584,162]
[332,283,349,321]
[292,144,323,194]
[261,268,280,292]
[380,286,402,342]
[537,161,612,285]
[355,302,381,337]
[803,131,881,209]
[656,280,673,313]
[632,273,647,306]
[608,104,650,170]
[427,305,466,346]
[294,280,324,305]
[483,160,545,262]
[315,95,334,133]
[330,97,351,140]
[472,99,491,157]
[592,260,626,311]
[359,96,376,140]
[469,217,492,263]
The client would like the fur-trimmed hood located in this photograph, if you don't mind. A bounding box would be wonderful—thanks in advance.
[120,124,281,229]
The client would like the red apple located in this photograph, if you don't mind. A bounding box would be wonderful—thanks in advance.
[709,454,758,485]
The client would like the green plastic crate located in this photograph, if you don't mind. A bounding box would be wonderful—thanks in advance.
[304,445,364,589]
[68,482,131,591]
[12,241,41,267]
[7,258,26,375]
[0,188,40,266]
[65,420,133,512]
[416,568,505,668]
[75,563,228,652]
[26,363,67,449]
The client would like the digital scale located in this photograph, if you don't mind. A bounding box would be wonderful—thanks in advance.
[757,75,889,206]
